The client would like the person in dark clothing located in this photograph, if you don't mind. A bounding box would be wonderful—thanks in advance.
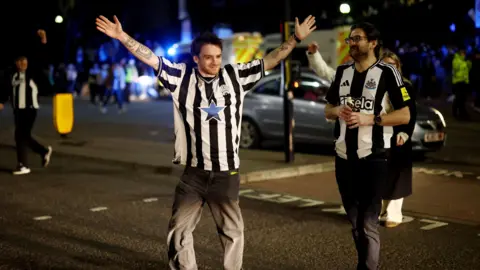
[0,55,53,175]
[0,29,52,175]
[380,50,416,228]
[452,47,471,120]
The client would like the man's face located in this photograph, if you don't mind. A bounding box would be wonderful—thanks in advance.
[16,58,28,72]
[194,44,222,76]
[348,29,375,61]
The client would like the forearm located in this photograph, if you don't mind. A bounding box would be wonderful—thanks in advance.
[263,35,297,70]
[119,32,159,69]
[325,104,338,120]
[307,52,336,82]
[379,106,410,126]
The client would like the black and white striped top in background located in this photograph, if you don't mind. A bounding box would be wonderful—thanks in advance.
[156,56,265,171]
[9,72,40,109]
[326,61,411,160]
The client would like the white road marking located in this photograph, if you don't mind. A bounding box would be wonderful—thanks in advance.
[143,197,158,203]
[239,189,255,195]
[298,199,325,208]
[33,216,52,221]
[240,188,452,231]
[419,219,449,230]
[402,215,415,224]
[321,206,347,215]
[413,167,479,180]
[90,206,108,212]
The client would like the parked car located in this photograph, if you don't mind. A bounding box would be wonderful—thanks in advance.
[241,69,446,152]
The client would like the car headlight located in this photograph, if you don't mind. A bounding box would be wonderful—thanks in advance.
[430,107,446,128]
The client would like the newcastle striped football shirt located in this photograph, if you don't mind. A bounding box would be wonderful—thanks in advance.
[325,60,410,159]
[10,72,40,109]
[156,56,265,171]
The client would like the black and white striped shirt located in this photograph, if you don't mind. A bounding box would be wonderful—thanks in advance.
[10,72,40,109]
[156,56,265,171]
[326,61,411,159]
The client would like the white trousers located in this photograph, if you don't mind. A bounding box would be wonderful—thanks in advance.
[380,198,404,223]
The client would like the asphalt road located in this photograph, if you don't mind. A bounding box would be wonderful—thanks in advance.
[0,147,479,270]
[2,98,480,173]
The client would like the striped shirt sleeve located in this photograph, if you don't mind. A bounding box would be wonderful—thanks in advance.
[155,56,186,92]
[232,59,265,92]
[383,63,410,110]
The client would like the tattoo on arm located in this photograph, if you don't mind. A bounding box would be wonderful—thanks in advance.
[135,44,153,59]
[266,36,297,67]
[124,36,138,49]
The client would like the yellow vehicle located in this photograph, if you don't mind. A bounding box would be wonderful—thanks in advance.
[261,25,352,70]
[168,32,265,66]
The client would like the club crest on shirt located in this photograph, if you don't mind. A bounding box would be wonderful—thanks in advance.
[220,84,230,96]
[365,78,377,90]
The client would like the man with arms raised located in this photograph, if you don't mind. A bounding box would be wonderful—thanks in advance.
[96,15,316,269]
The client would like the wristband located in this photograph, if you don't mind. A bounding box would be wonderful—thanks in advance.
[293,33,301,43]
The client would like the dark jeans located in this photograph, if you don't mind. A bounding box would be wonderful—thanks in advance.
[452,83,469,119]
[167,166,244,270]
[14,109,48,166]
[335,155,387,270]
[103,88,123,109]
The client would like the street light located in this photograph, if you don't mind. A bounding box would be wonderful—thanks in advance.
[340,3,351,14]
[55,15,63,24]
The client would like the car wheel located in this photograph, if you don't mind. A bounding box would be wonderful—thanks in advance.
[240,118,261,149]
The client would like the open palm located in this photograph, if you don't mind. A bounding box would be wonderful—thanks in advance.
[295,15,316,40]
[96,15,123,39]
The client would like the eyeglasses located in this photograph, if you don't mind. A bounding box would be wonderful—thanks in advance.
[345,36,368,45]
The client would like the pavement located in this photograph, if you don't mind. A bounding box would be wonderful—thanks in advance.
[0,146,479,270]
[0,98,336,183]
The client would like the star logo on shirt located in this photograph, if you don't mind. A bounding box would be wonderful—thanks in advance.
[200,101,225,122]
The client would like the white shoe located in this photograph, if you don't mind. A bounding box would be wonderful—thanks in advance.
[13,166,31,175]
[43,146,53,167]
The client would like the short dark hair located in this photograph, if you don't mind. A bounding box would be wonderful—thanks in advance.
[191,32,223,56]
[15,55,27,62]
[350,22,382,58]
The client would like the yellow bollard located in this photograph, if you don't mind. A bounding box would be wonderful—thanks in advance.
[53,93,74,137]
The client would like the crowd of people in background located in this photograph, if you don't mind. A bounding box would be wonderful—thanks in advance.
[47,56,163,114]
[34,37,480,119]
[392,41,480,120]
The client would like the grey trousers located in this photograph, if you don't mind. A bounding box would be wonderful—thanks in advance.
[335,155,387,270]
[167,166,244,270]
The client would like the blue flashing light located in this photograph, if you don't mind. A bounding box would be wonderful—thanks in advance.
[450,23,456,32]
[167,44,178,56]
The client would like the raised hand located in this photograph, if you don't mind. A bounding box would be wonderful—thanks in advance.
[0,103,4,110]
[96,15,123,40]
[295,15,316,41]
[37,29,47,44]
[307,41,319,54]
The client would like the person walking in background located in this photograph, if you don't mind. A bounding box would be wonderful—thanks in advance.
[379,49,417,228]
[0,55,52,175]
[88,63,101,105]
[125,59,138,102]
[452,46,471,120]
[101,63,126,114]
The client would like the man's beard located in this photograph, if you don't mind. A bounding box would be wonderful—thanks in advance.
[349,47,368,61]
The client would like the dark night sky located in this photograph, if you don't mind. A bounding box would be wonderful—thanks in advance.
[0,0,476,67]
